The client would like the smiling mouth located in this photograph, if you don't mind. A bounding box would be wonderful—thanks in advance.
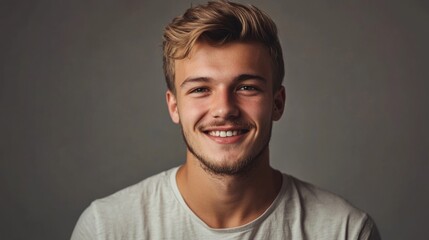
[206,129,249,138]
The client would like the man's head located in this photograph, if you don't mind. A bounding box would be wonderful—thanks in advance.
[162,0,284,94]
[163,1,286,176]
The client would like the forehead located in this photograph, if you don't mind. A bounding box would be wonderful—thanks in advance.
[174,41,274,87]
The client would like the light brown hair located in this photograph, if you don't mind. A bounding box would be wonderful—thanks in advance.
[162,0,284,93]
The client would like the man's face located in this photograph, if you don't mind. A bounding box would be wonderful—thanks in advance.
[166,41,285,175]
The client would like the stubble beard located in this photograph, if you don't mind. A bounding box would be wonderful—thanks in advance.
[180,122,273,177]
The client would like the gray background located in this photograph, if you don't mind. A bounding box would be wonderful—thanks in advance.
[1,0,428,239]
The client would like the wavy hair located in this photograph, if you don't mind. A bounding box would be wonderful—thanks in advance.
[162,0,284,93]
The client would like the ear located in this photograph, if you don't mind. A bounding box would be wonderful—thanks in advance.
[272,85,286,121]
[166,90,180,124]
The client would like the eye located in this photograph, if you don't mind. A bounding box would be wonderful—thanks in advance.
[236,85,262,96]
[192,87,208,92]
[238,85,257,91]
[188,87,210,95]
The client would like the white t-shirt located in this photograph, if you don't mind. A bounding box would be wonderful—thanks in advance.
[71,167,380,240]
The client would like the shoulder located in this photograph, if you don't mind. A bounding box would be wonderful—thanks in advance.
[288,175,362,215]
[71,167,178,239]
[93,168,174,209]
[281,175,380,239]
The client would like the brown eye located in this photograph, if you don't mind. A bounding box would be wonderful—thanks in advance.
[238,85,258,91]
[191,87,209,93]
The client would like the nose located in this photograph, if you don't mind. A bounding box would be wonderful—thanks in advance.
[210,88,240,119]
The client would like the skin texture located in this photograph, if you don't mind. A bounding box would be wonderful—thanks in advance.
[166,41,286,228]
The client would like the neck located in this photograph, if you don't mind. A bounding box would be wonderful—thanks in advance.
[176,147,282,228]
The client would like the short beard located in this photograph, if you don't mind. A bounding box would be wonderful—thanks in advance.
[180,123,272,177]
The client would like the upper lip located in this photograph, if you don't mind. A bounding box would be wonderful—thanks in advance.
[201,126,251,134]
[203,126,245,131]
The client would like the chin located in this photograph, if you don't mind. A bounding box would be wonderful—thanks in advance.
[195,150,262,176]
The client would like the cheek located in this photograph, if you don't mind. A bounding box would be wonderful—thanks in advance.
[178,99,209,127]
[241,98,273,124]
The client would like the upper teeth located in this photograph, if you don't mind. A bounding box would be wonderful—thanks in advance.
[209,130,239,137]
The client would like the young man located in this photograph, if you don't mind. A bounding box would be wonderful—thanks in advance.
[72,1,380,239]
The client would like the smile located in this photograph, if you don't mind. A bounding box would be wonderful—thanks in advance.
[208,130,240,137]
[203,129,249,144]
[204,127,250,139]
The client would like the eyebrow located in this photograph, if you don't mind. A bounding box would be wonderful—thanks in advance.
[236,74,266,83]
[180,77,211,88]
[180,74,267,89]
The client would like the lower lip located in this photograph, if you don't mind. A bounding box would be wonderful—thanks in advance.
[205,133,246,144]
